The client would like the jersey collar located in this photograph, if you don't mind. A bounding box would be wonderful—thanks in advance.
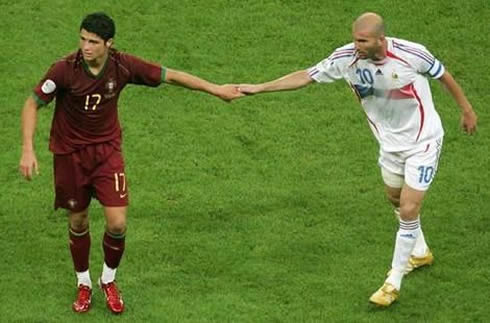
[81,52,110,79]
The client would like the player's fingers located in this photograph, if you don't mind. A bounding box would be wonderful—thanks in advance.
[34,161,39,175]
[465,124,476,135]
[19,164,26,177]
[237,85,254,94]
[469,125,477,135]
[239,90,255,95]
[23,166,32,181]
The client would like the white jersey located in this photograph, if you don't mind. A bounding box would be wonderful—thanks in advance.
[308,37,445,152]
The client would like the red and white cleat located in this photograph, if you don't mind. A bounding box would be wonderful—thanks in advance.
[72,285,92,313]
[99,279,124,314]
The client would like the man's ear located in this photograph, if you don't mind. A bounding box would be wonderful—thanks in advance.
[106,38,114,48]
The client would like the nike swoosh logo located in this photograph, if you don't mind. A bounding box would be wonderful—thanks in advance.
[103,241,121,251]
[119,193,127,198]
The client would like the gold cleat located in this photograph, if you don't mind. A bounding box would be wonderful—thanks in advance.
[369,282,399,307]
[407,250,434,272]
[387,250,434,276]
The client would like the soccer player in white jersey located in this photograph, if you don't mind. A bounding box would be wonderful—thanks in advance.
[237,12,477,306]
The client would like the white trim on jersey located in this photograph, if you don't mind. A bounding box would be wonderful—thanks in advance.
[391,40,444,79]
[307,44,356,83]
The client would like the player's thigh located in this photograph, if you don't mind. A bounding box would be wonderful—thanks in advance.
[53,153,92,212]
[93,149,129,209]
[381,167,403,207]
[379,150,405,206]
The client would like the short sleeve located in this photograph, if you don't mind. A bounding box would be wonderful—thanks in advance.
[413,47,445,79]
[423,56,445,79]
[307,45,355,83]
[394,41,445,79]
[33,61,68,106]
[119,53,162,87]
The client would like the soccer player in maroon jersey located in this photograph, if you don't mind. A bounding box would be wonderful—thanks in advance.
[18,12,243,314]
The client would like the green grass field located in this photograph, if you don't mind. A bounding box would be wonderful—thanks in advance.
[1,0,489,322]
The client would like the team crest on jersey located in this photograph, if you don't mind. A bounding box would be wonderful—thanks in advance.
[105,79,117,99]
[41,79,56,94]
[392,72,399,79]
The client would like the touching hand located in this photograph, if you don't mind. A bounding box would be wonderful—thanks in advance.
[19,150,39,181]
[461,109,477,134]
[216,84,245,102]
[238,84,262,95]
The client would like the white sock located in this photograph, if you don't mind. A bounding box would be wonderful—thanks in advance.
[101,262,117,284]
[386,218,420,290]
[394,208,428,257]
[76,270,92,288]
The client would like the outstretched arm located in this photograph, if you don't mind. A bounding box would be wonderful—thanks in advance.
[164,68,244,102]
[439,71,477,134]
[19,96,40,180]
[239,70,313,95]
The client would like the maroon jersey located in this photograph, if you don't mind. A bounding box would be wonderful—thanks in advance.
[33,49,162,154]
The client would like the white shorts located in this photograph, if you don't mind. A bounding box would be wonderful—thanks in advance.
[378,138,443,191]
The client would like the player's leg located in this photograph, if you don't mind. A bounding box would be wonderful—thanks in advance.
[371,140,441,306]
[400,138,442,268]
[92,145,128,314]
[98,206,126,314]
[69,208,92,287]
[54,153,93,312]
[101,206,127,285]
[383,169,431,274]
[384,185,425,289]
[370,184,425,306]
[68,208,93,312]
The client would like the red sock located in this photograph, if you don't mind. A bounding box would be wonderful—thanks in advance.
[69,227,90,272]
[103,231,125,269]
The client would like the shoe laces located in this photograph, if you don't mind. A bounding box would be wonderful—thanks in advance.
[78,285,91,302]
[104,282,121,301]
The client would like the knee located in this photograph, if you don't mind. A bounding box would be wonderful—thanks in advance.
[399,201,421,221]
[104,207,127,234]
[69,210,89,231]
[386,193,400,208]
[384,185,402,208]
[106,218,126,234]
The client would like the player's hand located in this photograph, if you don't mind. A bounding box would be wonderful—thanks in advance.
[237,84,263,95]
[215,84,245,102]
[19,150,39,181]
[461,109,477,134]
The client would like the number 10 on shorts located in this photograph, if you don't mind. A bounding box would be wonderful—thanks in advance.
[417,166,434,184]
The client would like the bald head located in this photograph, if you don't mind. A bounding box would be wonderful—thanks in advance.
[353,12,385,37]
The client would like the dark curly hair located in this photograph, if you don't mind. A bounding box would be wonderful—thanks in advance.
[80,12,115,41]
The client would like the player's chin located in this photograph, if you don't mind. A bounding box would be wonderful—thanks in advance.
[82,54,94,61]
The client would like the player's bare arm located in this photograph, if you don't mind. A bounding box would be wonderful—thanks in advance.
[439,71,477,134]
[164,68,243,102]
[19,95,40,180]
[239,70,313,95]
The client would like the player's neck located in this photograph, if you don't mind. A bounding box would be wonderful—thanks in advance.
[84,52,109,75]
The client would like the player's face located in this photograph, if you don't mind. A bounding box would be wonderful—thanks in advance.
[79,29,112,63]
[352,30,384,60]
